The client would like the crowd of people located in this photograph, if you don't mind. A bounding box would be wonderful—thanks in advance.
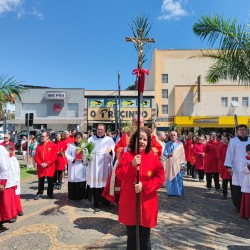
[1,119,250,249]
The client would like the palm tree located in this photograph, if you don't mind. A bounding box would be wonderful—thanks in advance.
[0,75,25,119]
[193,15,250,84]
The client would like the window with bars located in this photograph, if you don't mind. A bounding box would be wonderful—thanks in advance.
[162,105,168,114]
[162,74,168,83]
[162,89,168,98]
[242,97,249,107]
[221,97,228,107]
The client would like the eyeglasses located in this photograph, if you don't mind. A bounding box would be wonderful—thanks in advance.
[170,134,176,136]
[3,137,8,138]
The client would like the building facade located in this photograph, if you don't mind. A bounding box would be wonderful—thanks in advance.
[14,87,85,133]
[84,90,155,131]
[145,49,250,133]
[12,88,155,133]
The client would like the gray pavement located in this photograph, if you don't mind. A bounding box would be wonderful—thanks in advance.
[0,173,250,250]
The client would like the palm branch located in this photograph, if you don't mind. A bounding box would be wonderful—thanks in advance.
[193,15,250,84]
[129,15,153,66]
[0,74,25,109]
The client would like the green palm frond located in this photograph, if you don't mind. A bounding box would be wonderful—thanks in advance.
[193,14,250,84]
[0,75,25,109]
[79,139,96,161]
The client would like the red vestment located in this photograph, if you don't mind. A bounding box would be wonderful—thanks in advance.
[65,136,75,146]
[193,143,206,170]
[184,139,193,162]
[102,132,162,203]
[34,141,57,178]
[0,180,18,222]
[218,143,231,179]
[204,140,220,173]
[116,151,165,228]
[55,140,68,171]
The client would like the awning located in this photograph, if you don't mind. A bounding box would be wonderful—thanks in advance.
[0,118,87,125]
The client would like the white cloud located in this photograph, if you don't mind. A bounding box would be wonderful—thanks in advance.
[0,0,43,20]
[159,0,188,20]
[0,0,23,14]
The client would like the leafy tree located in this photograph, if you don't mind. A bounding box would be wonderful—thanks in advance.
[193,15,250,84]
[0,75,25,118]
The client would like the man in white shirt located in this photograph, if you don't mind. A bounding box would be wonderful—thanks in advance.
[224,124,250,212]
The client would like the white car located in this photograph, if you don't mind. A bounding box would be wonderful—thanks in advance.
[0,133,4,144]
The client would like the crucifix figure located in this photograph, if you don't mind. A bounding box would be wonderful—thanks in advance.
[126,28,155,69]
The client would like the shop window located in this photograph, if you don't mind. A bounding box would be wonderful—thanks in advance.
[162,105,168,114]
[67,103,79,117]
[221,97,228,107]
[162,89,168,98]
[242,97,249,107]
[162,74,168,83]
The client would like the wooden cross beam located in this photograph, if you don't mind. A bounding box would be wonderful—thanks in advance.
[126,29,155,69]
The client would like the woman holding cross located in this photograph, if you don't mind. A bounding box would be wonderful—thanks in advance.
[116,127,165,249]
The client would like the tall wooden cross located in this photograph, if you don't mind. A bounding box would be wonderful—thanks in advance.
[126,28,155,69]
[125,28,155,250]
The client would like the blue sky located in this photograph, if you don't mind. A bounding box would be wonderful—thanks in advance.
[0,0,249,90]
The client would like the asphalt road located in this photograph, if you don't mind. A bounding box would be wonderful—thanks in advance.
[0,174,250,250]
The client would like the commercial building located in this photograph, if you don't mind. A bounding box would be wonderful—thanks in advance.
[14,87,85,133]
[12,87,155,133]
[145,49,250,133]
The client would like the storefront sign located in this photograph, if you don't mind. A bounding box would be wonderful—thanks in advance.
[46,92,66,100]
[194,118,219,124]
[88,98,151,108]
[88,108,152,121]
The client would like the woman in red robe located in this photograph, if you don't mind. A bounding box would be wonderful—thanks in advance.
[218,134,232,199]
[193,136,206,182]
[116,127,165,249]
[53,133,68,190]
[204,132,221,192]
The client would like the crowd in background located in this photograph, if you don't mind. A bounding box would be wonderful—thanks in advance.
[1,121,250,249]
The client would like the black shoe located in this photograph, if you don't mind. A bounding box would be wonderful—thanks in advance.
[53,184,57,190]
[34,194,43,200]
[18,211,24,216]
[48,195,54,199]
[9,217,17,223]
[57,184,62,190]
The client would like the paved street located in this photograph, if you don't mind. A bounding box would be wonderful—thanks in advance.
[0,173,250,250]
